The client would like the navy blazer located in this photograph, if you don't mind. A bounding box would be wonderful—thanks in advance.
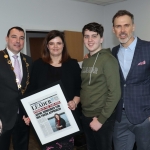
[0,49,32,130]
[112,38,150,124]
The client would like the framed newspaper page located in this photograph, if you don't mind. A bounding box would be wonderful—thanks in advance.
[21,81,80,145]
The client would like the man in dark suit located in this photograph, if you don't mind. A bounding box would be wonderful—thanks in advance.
[112,10,150,150]
[0,26,32,150]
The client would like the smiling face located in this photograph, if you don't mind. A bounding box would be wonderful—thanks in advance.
[113,15,135,47]
[47,36,64,57]
[83,29,103,55]
[6,28,25,54]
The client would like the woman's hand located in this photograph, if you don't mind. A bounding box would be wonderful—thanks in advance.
[84,53,89,59]
[23,116,30,126]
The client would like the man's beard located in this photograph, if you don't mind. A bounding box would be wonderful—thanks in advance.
[119,33,133,44]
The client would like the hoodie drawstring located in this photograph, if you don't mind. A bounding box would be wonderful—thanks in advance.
[89,53,99,85]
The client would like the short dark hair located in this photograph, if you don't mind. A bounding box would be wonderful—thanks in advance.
[41,30,70,64]
[7,26,25,37]
[82,22,104,37]
[112,10,134,26]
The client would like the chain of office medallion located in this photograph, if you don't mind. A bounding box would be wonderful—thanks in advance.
[2,50,30,95]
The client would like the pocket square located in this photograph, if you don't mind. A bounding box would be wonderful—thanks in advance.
[138,60,146,66]
[0,119,2,135]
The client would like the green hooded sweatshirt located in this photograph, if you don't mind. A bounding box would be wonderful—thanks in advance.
[80,48,121,124]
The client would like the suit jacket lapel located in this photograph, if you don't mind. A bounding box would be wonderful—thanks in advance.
[3,49,18,89]
[20,54,27,88]
[113,46,125,82]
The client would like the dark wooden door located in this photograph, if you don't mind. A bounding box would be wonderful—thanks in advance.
[29,37,44,61]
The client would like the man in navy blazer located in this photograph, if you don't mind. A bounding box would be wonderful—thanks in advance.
[0,27,32,150]
[112,10,150,150]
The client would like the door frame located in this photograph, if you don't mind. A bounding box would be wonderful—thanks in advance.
[23,27,51,55]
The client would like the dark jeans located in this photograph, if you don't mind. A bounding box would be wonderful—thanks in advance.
[82,112,116,150]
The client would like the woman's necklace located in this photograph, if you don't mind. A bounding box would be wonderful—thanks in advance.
[2,50,30,95]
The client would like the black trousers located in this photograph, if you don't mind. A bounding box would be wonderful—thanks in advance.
[82,112,116,150]
[0,114,30,150]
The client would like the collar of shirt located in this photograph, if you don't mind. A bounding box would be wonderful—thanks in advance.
[119,36,137,52]
[6,48,21,59]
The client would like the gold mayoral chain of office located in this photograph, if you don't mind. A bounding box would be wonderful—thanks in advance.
[2,50,30,95]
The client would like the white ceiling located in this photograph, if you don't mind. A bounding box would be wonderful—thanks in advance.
[73,0,127,6]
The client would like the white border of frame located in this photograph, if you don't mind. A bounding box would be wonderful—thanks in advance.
[21,84,79,145]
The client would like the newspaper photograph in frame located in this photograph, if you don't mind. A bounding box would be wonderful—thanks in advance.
[20,81,81,145]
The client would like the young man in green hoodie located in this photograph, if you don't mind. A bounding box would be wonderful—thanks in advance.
[80,22,121,150]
